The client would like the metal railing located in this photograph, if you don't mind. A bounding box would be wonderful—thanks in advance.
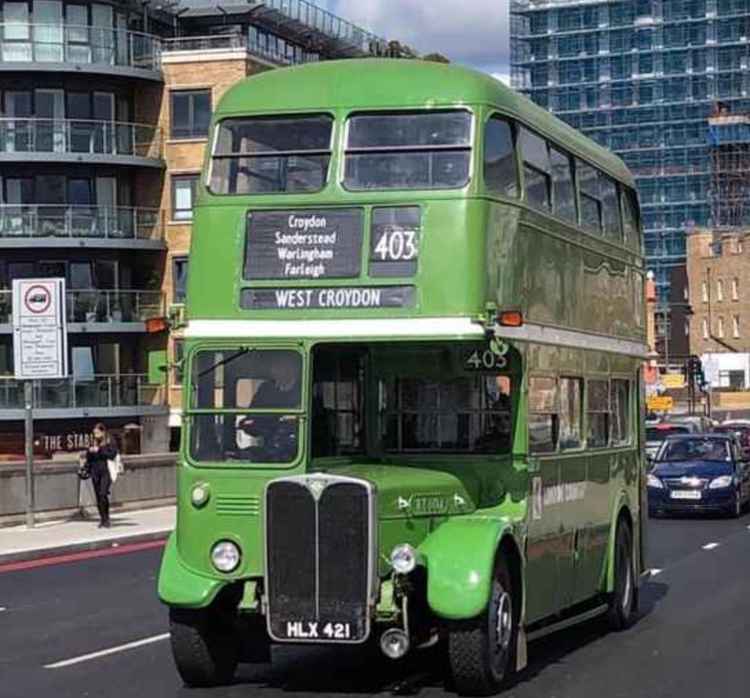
[0,205,162,241]
[0,290,164,324]
[0,23,160,71]
[0,118,162,159]
[0,374,164,410]
[162,33,299,66]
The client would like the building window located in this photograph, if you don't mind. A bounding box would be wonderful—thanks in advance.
[701,280,708,302]
[170,90,211,139]
[173,256,189,304]
[732,277,739,301]
[718,316,725,338]
[172,175,198,221]
[733,315,740,338]
[717,279,724,302]
[702,318,709,339]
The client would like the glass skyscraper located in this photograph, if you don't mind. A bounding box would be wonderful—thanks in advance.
[511,0,750,305]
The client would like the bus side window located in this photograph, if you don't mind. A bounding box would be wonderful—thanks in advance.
[587,379,610,447]
[520,127,552,211]
[621,186,640,249]
[610,379,630,446]
[577,160,603,234]
[484,116,518,198]
[600,172,622,242]
[529,376,558,454]
[550,146,577,223]
[559,377,583,450]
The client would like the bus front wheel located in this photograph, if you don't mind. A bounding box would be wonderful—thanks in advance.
[169,607,239,687]
[607,520,637,631]
[448,558,516,696]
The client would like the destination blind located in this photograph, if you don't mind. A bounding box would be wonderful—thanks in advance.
[241,286,415,310]
[244,209,363,280]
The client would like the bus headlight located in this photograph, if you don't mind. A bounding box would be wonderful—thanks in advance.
[709,475,734,489]
[647,474,664,489]
[191,483,210,508]
[211,541,241,573]
[390,544,417,574]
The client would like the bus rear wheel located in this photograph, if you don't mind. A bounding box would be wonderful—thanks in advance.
[607,520,637,631]
[169,607,239,687]
[448,558,516,696]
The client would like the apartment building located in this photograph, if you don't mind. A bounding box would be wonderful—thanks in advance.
[0,0,388,457]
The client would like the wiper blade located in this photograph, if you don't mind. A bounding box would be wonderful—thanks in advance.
[197,347,251,378]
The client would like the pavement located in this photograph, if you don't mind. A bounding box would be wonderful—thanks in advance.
[0,512,749,698]
[0,506,175,566]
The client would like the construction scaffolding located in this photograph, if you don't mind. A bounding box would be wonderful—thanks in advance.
[708,108,750,230]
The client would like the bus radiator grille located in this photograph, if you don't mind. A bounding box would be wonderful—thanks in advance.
[265,476,372,643]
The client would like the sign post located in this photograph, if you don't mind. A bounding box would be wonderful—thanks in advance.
[12,278,68,528]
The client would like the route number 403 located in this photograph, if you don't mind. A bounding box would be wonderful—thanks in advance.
[465,349,508,371]
[373,229,418,261]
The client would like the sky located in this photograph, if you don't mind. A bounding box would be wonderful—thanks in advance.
[319,1,511,84]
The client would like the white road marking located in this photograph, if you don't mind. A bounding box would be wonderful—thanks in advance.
[45,633,169,669]
[702,542,720,550]
[649,568,663,576]
[0,607,6,612]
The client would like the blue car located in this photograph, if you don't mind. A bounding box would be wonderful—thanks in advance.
[647,433,750,518]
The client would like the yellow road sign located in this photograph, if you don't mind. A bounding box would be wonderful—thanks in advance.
[662,374,685,389]
[647,396,674,411]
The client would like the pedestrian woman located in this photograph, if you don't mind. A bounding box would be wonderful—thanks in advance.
[81,423,117,528]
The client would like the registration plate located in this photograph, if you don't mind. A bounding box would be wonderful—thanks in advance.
[670,490,702,500]
[283,620,353,640]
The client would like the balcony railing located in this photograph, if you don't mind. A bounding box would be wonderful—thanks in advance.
[0,24,160,72]
[0,290,164,325]
[0,205,162,242]
[0,374,164,411]
[162,34,300,66]
[0,118,162,160]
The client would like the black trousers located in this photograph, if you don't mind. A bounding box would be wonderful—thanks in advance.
[90,465,111,524]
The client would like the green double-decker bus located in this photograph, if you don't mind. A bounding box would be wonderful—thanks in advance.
[158,59,648,695]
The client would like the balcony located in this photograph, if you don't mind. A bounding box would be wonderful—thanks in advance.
[162,33,301,66]
[0,205,164,250]
[0,118,163,167]
[0,290,164,333]
[0,24,161,80]
[0,374,166,420]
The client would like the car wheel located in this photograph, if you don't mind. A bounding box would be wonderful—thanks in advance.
[169,607,239,687]
[448,557,516,696]
[607,520,637,631]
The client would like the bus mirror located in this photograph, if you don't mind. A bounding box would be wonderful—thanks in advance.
[148,350,168,385]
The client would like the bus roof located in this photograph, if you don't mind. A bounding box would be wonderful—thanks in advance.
[215,59,634,186]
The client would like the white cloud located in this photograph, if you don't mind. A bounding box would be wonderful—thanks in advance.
[323,0,511,76]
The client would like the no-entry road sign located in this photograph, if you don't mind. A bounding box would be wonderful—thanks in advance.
[12,278,68,380]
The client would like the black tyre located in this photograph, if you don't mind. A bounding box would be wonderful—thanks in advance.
[169,607,239,687]
[448,558,516,696]
[607,521,637,631]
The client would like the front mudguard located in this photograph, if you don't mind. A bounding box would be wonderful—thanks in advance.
[419,517,517,620]
[158,533,225,608]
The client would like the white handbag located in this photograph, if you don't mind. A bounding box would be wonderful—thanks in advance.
[107,453,124,483]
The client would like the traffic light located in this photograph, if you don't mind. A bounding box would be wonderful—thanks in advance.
[686,355,707,392]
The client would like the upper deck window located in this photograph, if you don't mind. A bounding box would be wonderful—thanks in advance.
[208,114,333,195]
[343,110,472,191]
[520,128,552,211]
[484,116,518,197]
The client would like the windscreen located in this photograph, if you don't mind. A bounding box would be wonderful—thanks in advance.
[209,114,333,194]
[659,438,731,462]
[189,349,302,464]
[343,110,472,191]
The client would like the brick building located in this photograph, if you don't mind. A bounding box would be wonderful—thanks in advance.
[0,0,390,457]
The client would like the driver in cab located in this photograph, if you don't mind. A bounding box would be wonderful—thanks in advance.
[237,354,300,460]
